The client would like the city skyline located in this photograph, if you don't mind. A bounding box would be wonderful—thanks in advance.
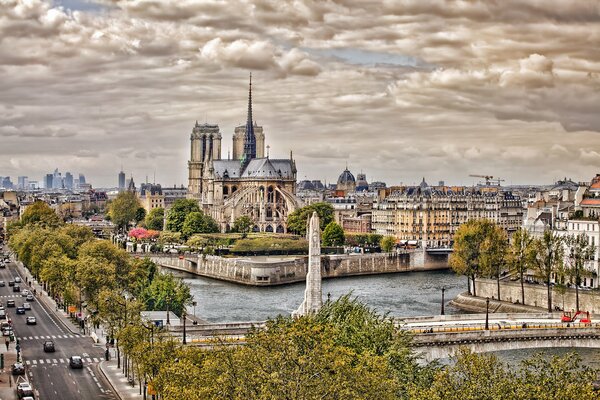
[1,0,600,187]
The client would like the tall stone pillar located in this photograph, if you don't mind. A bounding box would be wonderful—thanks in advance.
[293,212,323,317]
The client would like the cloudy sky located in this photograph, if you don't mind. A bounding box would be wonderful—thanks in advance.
[1,0,600,188]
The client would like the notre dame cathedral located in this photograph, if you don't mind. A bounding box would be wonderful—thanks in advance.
[187,76,300,233]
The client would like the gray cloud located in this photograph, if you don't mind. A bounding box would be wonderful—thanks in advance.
[1,0,600,187]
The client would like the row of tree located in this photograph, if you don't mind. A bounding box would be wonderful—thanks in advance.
[8,201,192,323]
[450,220,594,311]
[126,295,598,399]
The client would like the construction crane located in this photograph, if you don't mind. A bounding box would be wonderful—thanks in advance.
[469,174,505,186]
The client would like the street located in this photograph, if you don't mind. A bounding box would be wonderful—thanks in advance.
[1,258,116,400]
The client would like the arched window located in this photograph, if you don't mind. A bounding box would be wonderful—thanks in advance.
[265,225,274,233]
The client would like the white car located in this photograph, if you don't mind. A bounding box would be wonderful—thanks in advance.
[14,277,21,283]
[23,302,31,310]
[21,289,29,297]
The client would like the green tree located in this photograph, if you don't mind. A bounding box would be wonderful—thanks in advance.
[21,201,62,228]
[145,207,165,231]
[78,240,133,291]
[532,231,564,312]
[182,211,220,239]
[322,221,345,246]
[479,223,508,300]
[139,272,192,317]
[166,199,200,233]
[564,233,595,311]
[380,236,396,253]
[135,207,147,224]
[286,202,334,235]
[231,215,253,236]
[507,228,535,305]
[159,231,182,245]
[108,191,141,232]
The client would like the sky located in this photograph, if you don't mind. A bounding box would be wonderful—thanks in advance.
[1,0,600,188]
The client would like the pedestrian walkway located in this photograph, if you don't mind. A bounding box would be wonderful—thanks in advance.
[0,338,20,399]
[16,334,80,341]
[99,361,143,400]
[25,356,102,365]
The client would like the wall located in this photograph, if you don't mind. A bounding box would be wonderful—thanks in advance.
[153,250,449,286]
[474,278,600,313]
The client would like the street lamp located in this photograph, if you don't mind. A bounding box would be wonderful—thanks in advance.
[182,310,187,345]
[192,301,197,319]
[485,297,490,330]
[166,296,171,326]
[441,287,446,315]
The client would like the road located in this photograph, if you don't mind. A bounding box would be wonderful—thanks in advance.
[0,258,116,400]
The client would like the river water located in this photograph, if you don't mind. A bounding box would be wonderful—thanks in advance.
[178,269,466,322]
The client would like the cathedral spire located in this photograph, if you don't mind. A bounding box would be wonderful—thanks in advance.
[242,73,256,167]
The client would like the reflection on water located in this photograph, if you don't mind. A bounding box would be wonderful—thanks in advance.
[174,269,467,322]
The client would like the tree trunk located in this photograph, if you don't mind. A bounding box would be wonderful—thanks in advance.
[520,270,525,305]
[547,280,552,312]
[496,275,500,301]
[575,284,580,311]
[467,276,471,295]
[471,275,477,297]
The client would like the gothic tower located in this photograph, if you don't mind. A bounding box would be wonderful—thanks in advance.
[188,122,221,198]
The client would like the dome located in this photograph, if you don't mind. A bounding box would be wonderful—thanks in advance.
[337,169,356,185]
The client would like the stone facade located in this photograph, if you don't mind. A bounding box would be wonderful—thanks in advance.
[294,212,323,316]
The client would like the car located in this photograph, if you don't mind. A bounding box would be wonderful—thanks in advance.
[21,289,29,297]
[26,316,36,325]
[11,362,25,375]
[69,356,83,369]
[23,303,31,310]
[26,294,34,302]
[14,277,21,283]
[43,340,55,352]
[16,307,25,315]
[8,280,14,287]
[0,280,5,287]
[13,285,20,293]
[17,382,34,398]
[2,327,12,336]
[0,310,5,319]
[0,262,5,269]
[6,300,15,307]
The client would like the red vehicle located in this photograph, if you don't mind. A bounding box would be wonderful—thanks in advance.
[561,310,591,324]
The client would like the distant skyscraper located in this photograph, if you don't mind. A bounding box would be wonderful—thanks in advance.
[45,174,53,189]
[79,174,86,185]
[52,168,62,189]
[118,170,126,191]
[17,176,28,190]
[65,172,74,190]
[1,177,13,189]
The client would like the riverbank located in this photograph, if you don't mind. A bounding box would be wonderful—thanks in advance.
[450,292,547,314]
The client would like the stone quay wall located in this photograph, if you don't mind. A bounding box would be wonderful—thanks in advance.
[472,278,600,314]
[152,250,449,286]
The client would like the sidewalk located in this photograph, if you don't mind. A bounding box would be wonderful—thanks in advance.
[0,343,18,400]
[13,260,144,399]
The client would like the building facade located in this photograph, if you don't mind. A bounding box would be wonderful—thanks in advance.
[187,77,300,232]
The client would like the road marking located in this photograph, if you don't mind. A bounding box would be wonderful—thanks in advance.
[28,336,32,339]
[83,352,89,357]
[86,357,92,363]
[45,359,51,363]
[93,357,100,362]
[52,359,57,363]
[38,360,44,364]
[25,360,30,365]
[59,358,65,363]
[34,336,39,339]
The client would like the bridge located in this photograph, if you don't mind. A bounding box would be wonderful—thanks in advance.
[165,312,600,360]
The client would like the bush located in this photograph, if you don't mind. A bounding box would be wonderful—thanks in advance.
[230,237,308,255]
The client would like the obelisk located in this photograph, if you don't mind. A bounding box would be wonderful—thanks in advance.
[293,211,323,317]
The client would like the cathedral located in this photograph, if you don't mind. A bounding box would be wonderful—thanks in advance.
[187,76,300,233]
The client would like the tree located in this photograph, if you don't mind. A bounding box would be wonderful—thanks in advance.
[21,200,62,228]
[145,207,165,231]
[532,231,564,312]
[286,202,334,235]
[78,240,133,291]
[139,272,192,317]
[450,219,503,297]
[166,199,200,233]
[108,191,141,232]
[322,221,345,246]
[479,223,508,300]
[564,233,595,311]
[182,211,220,239]
[135,207,147,224]
[507,228,535,305]
[231,215,253,236]
[380,236,396,253]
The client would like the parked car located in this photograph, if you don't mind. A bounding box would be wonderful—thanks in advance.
[11,362,25,375]
[43,340,55,352]
[26,316,36,325]
[69,356,83,369]
[17,382,34,398]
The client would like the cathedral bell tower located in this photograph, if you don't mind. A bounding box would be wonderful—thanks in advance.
[187,121,221,199]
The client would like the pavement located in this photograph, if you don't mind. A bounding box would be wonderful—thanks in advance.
[12,257,145,400]
[0,338,19,400]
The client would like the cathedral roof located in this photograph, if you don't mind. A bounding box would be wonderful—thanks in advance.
[212,160,244,179]
[242,158,295,179]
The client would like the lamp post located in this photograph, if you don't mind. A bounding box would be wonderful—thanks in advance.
[166,296,171,326]
[485,297,490,330]
[182,310,187,345]
[441,287,446,315]
[192,301,197,319]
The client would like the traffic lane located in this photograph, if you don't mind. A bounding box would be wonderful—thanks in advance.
[9,297,70,339]
[30,357,114,400]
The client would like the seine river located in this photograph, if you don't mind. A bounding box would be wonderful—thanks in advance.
[172,267,600,367]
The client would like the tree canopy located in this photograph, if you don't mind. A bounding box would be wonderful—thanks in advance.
[231,215,253,235]
[21,200,62,228]
[182,211,220,239]
[286,202,334,235]
[322,221,345,246]
[166,199,201,233]
[145,207,165,231]
[108,191,142,231]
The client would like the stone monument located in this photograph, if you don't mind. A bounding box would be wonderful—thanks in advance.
[293,211,323,317]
